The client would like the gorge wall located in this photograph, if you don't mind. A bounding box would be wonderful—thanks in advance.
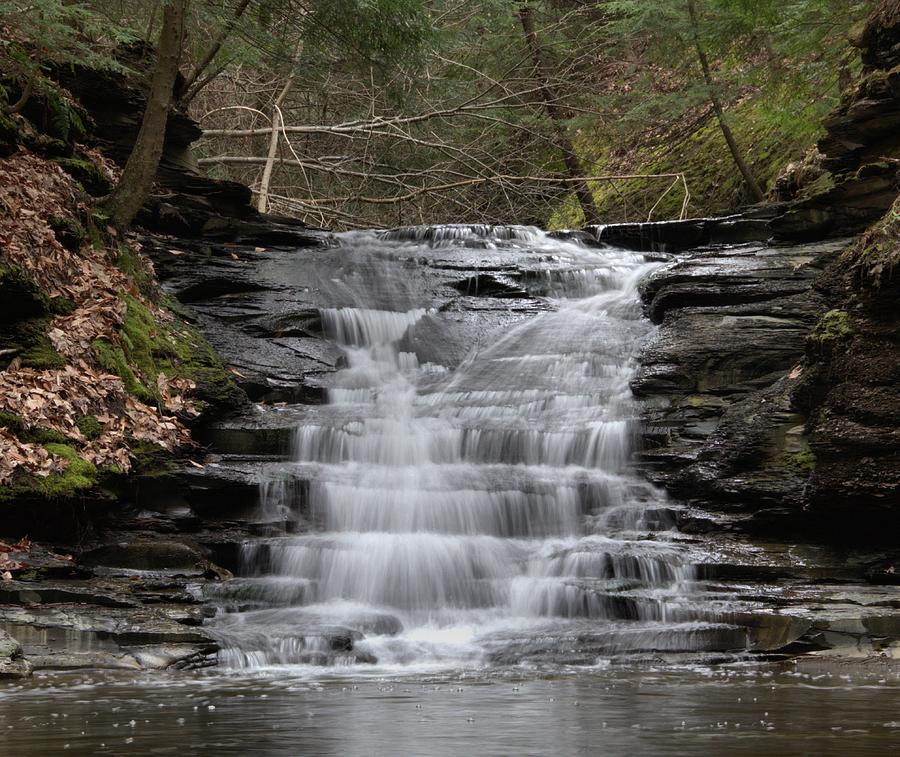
[626,6,900,543]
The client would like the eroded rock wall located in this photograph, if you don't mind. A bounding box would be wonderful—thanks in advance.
[633,3,900,540]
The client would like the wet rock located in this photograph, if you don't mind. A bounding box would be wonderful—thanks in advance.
[590,215,772,252]
[132,643,218,671]
[450,273,529,298]
[740,613,814,652]
[0,580,135,609]
[865,561,900,586]
[81,540,206,571]
[0,605,216,649]
[633,240,845,526]
[0,629,32,679]
[546,229,603,246]
[141,239,343,403]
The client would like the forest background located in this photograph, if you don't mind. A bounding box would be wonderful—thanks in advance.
[0,0,877,229]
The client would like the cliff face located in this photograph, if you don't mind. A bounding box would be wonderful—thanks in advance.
[633,5,900,541]
[797,4,900,523]
[799,199,900,526]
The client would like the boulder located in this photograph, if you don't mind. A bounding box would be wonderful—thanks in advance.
[0,630,32,679]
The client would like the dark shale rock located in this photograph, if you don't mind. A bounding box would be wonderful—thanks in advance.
[798,217,900,525]
[633,239,848,533]
[635,4,900,538]
[770,162,900,240]
[0,605,218,671]
[81,540,206,571]
[589,214,773,252]
[450,273,529,298]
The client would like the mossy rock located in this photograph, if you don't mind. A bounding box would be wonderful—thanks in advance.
[93,294,245,413]
[0,267,67,370]
[781,449,817,473]
[47,295,76,316]
[22,132,71,159]
[116,243,155,299]
[0,317,65,370]
[0,411,75,445]
[48,215,86,253]
[810,309,852,344]
[0,110,21,158]
[53,155,113,197]
[75,414,104,441]
[0,443,98,502]
[0,411,24,434]
[0,264,46,322]
[93,337,153,402]
[129,439,179,478]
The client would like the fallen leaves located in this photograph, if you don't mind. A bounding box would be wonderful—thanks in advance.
[0,149,198,486]
[0,429,68,483]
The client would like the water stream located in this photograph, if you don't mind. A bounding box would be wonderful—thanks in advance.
[6,225,900,755]
[205,225,727,672]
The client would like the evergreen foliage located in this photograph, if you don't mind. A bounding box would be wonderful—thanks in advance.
[0,0,883,226]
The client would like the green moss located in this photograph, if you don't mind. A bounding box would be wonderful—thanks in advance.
[22,133,71,159]
[128,439,177,478]
[37,443,98,497]
[92,337,153,402]
[810,309,852,344]
[52,156,113,197]
[846,197,900,293]
[48,214,86,253]
[48,295,76,316]
[116,243,155,299]
[0,264,46,320]
[0,443,99,501]
[14,318,65,370]
[0,411,74,444]
[26,427,72,445]
[75,414,103,440]
[0,411,24,434]
[94,291,243,411]
[781,449,817,473]
[86,209,113,249]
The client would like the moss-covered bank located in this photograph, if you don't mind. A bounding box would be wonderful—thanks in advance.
[0,80,246,507]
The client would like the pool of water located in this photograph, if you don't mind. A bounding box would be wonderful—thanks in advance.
[4,662,899,755]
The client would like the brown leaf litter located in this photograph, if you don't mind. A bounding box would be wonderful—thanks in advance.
[0,151,196,486]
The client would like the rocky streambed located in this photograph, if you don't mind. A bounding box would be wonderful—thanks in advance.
[2,217,899,678]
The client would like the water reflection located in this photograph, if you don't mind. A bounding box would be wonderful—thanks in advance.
[3,665,900,755]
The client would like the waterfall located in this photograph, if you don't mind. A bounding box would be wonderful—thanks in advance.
[208,225,715,670]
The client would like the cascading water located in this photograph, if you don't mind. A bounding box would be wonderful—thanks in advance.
[208,225,727,671]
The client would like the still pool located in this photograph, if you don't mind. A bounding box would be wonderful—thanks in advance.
[3,661,900,755]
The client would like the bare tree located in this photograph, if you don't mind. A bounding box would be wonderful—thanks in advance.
[686,0,764,203]
[106,0,190,228]
[517,1,600,224]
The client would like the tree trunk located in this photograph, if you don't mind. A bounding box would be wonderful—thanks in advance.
[256,75,296,214]
[180,0,252,103]
[105,0,189,228]
[517,2,600,225]
[686,0,764,203]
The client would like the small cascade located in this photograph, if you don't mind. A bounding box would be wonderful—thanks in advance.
[379,223,543,246]
[208,225,736,670]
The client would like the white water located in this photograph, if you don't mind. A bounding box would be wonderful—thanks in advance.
[209,225,714,671]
